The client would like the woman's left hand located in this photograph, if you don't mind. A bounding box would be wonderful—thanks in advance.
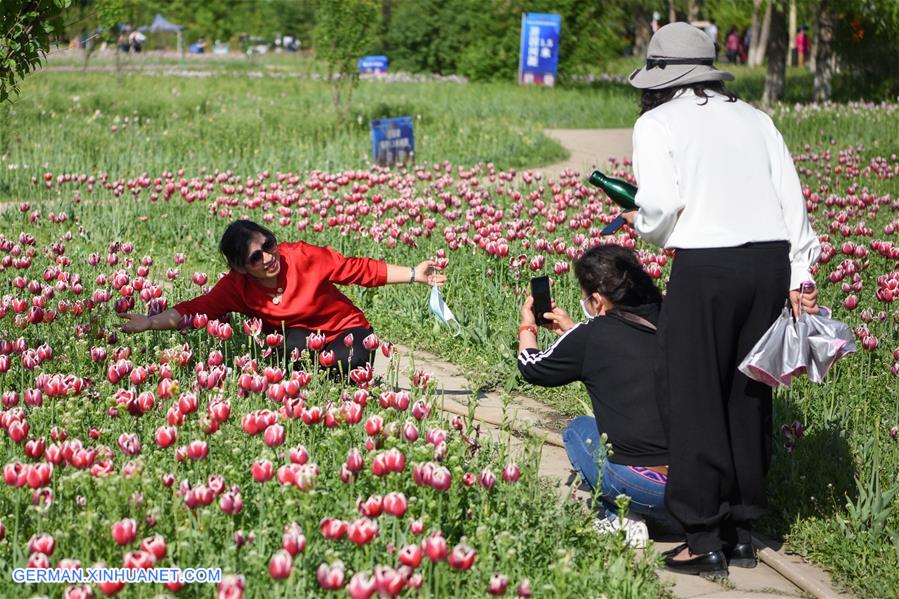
[415,260,447,286]
[621,210,637,226]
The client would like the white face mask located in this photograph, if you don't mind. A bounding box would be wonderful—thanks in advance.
[580,297,595,320]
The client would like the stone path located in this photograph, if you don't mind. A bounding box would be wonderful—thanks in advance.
[541,128,634,179]
[372,342,851,599]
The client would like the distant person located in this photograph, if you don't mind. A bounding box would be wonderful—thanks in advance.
[704,19,719,57]
[739,28,750,63]
[796,25,810,68]
[190,39,206,54]
[117,31,130,53]
[517,245,677,548]
[725,26,740,64]
[128,30,146,53]
[118,220,446,376]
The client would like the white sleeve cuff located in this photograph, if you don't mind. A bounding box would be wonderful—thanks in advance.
[789,265,813,291]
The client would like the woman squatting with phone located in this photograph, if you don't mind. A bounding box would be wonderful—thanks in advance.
[517,244,678,547]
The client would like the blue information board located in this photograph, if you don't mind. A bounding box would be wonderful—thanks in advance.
[518,13,561,87]
[371,117,414,165]
[358,55,389,74]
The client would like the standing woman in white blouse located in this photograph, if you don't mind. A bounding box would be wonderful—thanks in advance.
[621,23,821,577]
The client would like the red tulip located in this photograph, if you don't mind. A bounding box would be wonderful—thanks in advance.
[383,492,407,517]
[154,426,177,448]
[319,350,336,367]
[320,517,348,540]
[112,518,137,545]
[503,463,521,483]
[28,532,56,555]
[480,468,496,489]
[123,550,155,569]
[264,424,285,447]
[517,579,533,597]
[88,562,123,596]
[316,561,345,590]
[346,448,364,473]
[430,466,452,491]
[306,333,326,352]
[373,565,405,598]
[251,459,274,482]
[219,491,243,515]
[398,543,422,568]
[186,439,209,460]
[140,534,167,560]
[448,543,477,571]
[488,574,510,596]
[422,533,448,562]
[364,415,384,436]
[282,527,306,556]
[359,495,383,518]
[348,571,376,599]
[269,549,293,580]
[347,517,378,546]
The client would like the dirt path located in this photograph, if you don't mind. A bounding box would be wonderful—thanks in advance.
[540,128,634,179]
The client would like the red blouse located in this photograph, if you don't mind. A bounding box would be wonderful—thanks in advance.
[173,242,387,342]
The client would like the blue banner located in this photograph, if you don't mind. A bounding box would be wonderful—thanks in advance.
[358,55,389,74]
[518,13,561,87]
[370,117,414,165]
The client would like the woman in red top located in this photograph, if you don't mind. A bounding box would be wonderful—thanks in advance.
[119,220,445,373]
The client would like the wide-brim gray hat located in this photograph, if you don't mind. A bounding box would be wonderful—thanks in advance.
[629,22,734,90]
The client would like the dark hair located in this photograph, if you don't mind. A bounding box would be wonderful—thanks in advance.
[640,80,738,115]
[219,220,277,268]
[573,244,662,307]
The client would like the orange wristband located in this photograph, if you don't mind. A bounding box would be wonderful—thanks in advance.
[518,325,538,336]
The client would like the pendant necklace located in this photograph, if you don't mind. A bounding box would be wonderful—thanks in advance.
[270,287,283,305]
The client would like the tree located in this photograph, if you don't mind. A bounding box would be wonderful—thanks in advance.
[313,0,380,119]
[748,0,771,66]
[762,0,787,104]
[1,0,71,103]
[812,0,833,101]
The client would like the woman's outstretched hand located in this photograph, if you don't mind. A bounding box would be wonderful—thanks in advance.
[117,313,152,333]
[415,260,448,286]
[542,302,576,335]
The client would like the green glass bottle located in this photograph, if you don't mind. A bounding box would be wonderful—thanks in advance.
[588,171,638,211]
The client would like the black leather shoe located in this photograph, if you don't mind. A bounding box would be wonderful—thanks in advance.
[661,542,688,559]
[664,549,729,578]
[724,542,757,568]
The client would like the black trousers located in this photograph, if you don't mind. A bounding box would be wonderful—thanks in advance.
[656,242,790,553]
[282,326,375,376]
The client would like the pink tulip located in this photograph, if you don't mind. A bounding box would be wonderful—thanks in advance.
[503,463,521,483]
[264,424,285,447]
[347,517,379,546]
[319,517,348,540]
[348,571,376,599]
[316,561,345,590]
[422,532,448,562]
[251,459,274,482]
[448,543,477,571]
[111,518,137,545]
[488,574,510,596]
[140,534,167,560]
[373,565,405,598]
[399,543,423,568]
[28,532,56,555]
[269,549,293,580]
[383,492,408,517]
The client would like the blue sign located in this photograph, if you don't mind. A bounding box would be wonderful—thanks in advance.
[358,55,389,74]
[371,117,414,165]
[518,13,561,86]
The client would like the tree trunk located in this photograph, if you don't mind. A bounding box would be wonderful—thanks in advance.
[668,0,677,24]
[762,1,787,105]
[748,0,762,64]
[750,0,772,66]
[634,11,652,56]
[813,3,834,102]
[788,0,797,66]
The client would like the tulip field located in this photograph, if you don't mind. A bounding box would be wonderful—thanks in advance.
[1,66,899,598]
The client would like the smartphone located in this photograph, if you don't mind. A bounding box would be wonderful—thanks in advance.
[530,276,552,326]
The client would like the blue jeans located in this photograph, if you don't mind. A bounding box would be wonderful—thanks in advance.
[563,416,677,528]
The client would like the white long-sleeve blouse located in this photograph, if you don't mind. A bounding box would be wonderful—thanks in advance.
[632,89,820,290]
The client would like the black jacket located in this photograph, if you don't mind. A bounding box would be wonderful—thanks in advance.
[518,303,668,466]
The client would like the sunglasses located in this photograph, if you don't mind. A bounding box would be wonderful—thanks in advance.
[246,238,277,267]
